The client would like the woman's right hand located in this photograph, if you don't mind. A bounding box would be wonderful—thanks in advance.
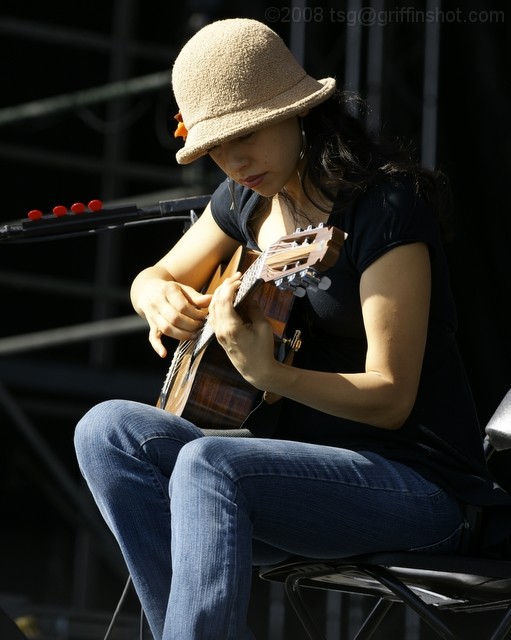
[130,202,242,358]
[134,276,212,358]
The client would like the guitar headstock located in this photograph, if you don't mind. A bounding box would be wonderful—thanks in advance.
[261,224,346,297]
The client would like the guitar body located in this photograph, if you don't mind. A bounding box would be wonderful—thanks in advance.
[157,248,295,429]
[156,225,345,431]
[164,339,263,429]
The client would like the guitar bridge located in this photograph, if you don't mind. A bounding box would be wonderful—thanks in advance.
[282,329,302,353]
[264,330,302,405]
[275,329,302,363]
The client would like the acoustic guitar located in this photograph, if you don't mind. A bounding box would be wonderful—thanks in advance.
[156,225,345,430]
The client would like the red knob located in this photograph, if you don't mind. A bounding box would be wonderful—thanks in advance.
[71,202,86,214]
[27,209,43,221]
[52,205,67,217]
[88,199,103,212]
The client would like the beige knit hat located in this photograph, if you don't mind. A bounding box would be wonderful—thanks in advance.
[171,18,336,164]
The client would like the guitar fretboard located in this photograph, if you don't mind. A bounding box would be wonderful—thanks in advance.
[192,248,267,356]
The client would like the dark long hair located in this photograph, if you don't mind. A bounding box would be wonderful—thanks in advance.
[301,91,454,239]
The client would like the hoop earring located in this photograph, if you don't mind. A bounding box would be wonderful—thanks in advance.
[228,178,236,210]
[298,118,307,161]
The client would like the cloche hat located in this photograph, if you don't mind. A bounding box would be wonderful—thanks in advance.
[171,18,336,164]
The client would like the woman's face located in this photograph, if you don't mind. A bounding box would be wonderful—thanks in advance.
[207,116,303,197]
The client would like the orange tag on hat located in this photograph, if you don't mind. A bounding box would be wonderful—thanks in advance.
[174,111,188,139]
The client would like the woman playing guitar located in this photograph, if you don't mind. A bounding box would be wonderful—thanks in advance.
[74,18,511,640]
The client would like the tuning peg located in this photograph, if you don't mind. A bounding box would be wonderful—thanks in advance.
[318,276,331,290]
[275,275,296,292]
[298,270,332,292]
[298,268,321,289]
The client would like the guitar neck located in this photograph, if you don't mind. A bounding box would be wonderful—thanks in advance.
[192,249,267,356]
[158,224,343,426]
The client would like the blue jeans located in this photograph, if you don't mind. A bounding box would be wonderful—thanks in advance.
[74,399,464,640]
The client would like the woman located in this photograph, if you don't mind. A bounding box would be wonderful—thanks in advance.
[74,18,511,640]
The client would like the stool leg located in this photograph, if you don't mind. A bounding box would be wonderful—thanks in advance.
[363,566,457,640]
[0,607,29,640]
[285,574,327,640]
[489,604,511,640]
[353,599,394,640]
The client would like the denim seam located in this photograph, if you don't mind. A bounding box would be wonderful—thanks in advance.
[234,472,446,498]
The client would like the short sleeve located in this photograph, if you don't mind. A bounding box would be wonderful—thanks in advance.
[344,179,441,274]
[210,178,260,246]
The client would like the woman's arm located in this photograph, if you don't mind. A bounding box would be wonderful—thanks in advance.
[130,203,241,357]
[208,241,431,430]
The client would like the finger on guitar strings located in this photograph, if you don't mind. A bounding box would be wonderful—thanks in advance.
[149,326,167,358]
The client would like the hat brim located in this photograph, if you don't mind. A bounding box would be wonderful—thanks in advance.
[176,76,336,165]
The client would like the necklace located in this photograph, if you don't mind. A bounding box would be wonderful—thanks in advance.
[277,191,331,228]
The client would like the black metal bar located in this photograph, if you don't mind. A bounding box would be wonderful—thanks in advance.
[353,599,394,640]
[489,603,511,640]
[285,573,327,640]
[361,565,457,640]
[0,195,210,242]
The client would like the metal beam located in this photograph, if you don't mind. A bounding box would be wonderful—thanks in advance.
[0,70,170,127]
[289,0,306,64]
[344,0,363,94]
[0,269,128,303]
[366,0,385,136]
[0,382,126,578]
[0,140,179,183]
[0,357,161,403]
[421,0,442,168]
[0,315,146,356]
[0,15,173,62]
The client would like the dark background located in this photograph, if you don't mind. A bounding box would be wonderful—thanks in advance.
[0,1,509,638]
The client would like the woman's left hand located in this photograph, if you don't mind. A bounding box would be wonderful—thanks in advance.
[208,273,277,389]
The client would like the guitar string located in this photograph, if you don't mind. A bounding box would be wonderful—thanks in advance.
[160,251,267,401]
[159,230,328,401]
[159,236,315,399]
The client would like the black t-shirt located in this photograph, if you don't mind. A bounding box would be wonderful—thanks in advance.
[211,176,511,554]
